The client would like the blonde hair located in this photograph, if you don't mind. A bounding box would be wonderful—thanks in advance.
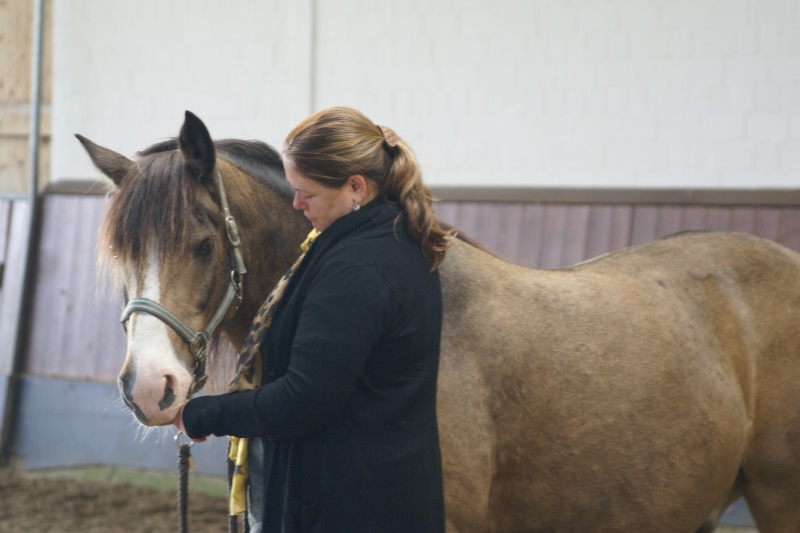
[283,107,454,269]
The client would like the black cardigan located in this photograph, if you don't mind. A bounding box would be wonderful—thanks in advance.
[183,200,445,532]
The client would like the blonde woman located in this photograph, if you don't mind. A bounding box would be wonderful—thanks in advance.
[176,107,452,532]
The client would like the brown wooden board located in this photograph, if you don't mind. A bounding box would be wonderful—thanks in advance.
[23,194,125,381]
[436,201,800,271]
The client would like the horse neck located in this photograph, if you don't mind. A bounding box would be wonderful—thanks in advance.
[222,168,311,348]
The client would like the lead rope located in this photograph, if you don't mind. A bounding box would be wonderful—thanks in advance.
[176,434,193,533]
[175,435,248,533]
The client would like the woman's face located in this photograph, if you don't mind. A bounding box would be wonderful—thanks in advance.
[284,158,355,232]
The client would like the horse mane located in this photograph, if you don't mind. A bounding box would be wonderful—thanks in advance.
[139,138,291,198]
[98,138,289,281]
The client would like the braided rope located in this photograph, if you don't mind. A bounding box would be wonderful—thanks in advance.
[177,443,191,533]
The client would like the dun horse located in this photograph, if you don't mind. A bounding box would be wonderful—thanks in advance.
[79,111,800,532]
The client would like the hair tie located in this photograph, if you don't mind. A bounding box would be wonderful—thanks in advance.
[376,124,398,148]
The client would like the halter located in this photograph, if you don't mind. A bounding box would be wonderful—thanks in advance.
[120,170,247,395]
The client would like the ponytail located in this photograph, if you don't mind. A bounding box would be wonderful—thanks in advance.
[284,106,454,269]
[382,138,454,269]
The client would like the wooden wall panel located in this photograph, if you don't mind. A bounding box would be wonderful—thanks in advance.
[584,205,633,260]
[753,208,781,242]
[537,205,568,269]
[23,194,125,381]
[15,189,800,382]
[728,208,757,234]
[628,206,659,246]
[435,201,800,270]
[516,205,546,267]
[701,207,730,232]
[12,375,229,475]
[778,210,800,251]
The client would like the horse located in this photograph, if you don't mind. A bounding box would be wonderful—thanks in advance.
[77,111,800,532]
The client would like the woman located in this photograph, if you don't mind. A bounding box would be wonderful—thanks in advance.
[175,106,453,532]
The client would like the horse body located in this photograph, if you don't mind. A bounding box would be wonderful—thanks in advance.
[439,234,787,531]
[79,112,800,532]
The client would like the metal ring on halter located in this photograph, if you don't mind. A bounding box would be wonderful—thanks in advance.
[174,432,195,448]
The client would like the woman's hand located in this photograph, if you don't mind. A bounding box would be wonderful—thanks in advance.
[172,402,209,443]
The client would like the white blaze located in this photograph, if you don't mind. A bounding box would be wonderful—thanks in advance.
[125,250,193,424]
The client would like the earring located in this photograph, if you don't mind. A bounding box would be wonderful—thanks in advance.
[352,200,361,212]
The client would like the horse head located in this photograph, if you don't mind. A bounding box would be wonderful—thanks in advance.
[77,111,309,426]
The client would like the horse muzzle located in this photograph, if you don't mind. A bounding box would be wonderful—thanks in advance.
[117,359,190,426]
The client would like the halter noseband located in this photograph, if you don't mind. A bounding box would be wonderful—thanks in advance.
[120,170,247,396]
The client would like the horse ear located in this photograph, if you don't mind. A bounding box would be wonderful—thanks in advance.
[178,110,216,184]
[75,134,136,187]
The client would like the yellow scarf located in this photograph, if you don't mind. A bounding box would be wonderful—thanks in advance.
[227,228,320,516]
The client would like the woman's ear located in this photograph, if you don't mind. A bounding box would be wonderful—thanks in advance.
[348,174,368,197]
[348,174,379,205]
[347,174,369,202]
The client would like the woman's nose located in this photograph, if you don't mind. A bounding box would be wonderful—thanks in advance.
[292,192,305,210]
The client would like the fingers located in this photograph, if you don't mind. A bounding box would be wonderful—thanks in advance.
[172,403,209,442]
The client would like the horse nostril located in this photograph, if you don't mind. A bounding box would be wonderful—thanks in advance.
[117,367,150,424]
[118,367,135,401]
[158,374,177,411]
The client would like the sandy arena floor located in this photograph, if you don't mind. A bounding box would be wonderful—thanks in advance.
[0,464,230,532]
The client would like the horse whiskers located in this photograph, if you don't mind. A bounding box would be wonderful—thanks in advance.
[106,396,169,443]
[104,396,133,417]
[132,423,174,445]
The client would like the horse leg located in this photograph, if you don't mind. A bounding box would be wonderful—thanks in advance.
[695,476,744,533]
[741,471,800,533]
[739,347,800,532]
[743,482,800,532]
[437,337,496,532]
[740,416,800,531]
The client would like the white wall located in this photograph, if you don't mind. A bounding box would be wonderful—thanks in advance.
[53,0,800,188]
[52,0,313,179]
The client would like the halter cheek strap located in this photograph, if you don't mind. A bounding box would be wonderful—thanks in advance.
[120,170,247,395]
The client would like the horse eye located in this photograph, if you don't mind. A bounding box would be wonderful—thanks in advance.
[194,238,213,258]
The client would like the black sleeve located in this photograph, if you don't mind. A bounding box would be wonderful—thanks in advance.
[182,262,391,440]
